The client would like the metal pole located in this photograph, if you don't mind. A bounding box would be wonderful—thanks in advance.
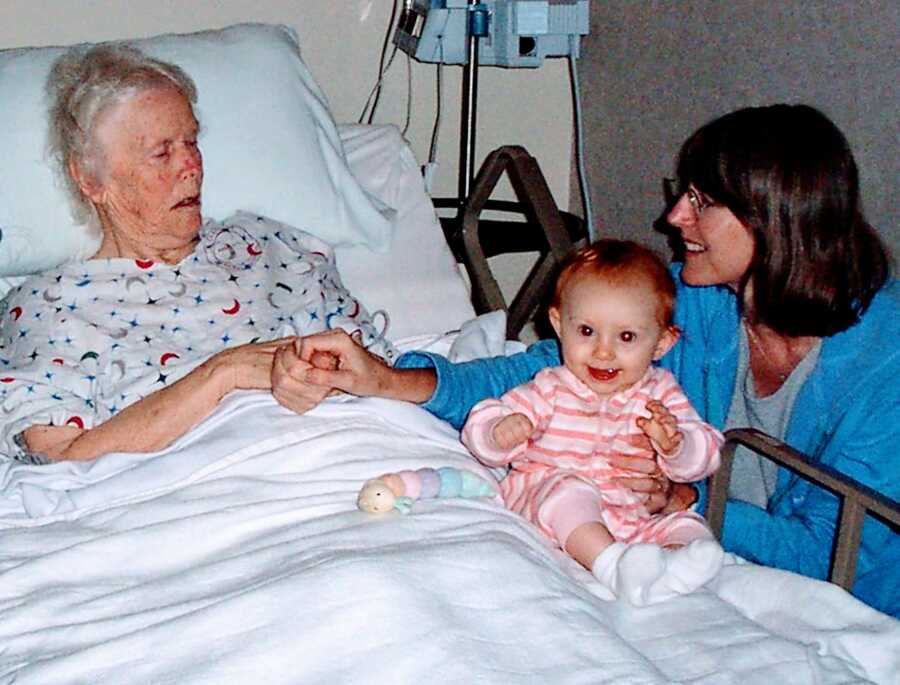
[458,0,480,204]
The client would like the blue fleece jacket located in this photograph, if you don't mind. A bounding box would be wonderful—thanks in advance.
[396,266,900,617]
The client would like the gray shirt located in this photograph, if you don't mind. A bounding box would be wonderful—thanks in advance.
[724,326,821,507]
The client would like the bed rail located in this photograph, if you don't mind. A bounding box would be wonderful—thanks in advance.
[707,428,900,591]
[437,145,584,339]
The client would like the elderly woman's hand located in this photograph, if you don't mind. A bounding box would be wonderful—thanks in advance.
[271,330,394,414]
[23,337,294,461]
[205,338,295,394]
[272,330,437,413]
[271,340,341,414]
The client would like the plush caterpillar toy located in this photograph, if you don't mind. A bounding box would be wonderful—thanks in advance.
[357,467,497,514]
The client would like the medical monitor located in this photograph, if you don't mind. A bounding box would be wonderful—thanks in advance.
[394,0,590,68]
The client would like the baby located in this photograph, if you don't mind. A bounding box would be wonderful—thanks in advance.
[462,240,725,605]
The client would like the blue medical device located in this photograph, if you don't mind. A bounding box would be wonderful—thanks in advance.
[393,0,592,241]
[393,1,594,330]
[394,1,589,67]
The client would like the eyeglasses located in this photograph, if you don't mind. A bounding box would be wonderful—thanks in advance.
[687,187,715,216]
[663,178,715,217]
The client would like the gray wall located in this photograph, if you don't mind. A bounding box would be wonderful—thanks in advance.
[576,1,898,258]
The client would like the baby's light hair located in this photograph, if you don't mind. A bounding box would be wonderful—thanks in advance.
[553,240,676,328]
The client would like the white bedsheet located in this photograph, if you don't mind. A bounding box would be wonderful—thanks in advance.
[1,380,897,684]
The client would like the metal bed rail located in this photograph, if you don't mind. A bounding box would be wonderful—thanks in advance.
[707,428,900,591]
[438,145,584,340]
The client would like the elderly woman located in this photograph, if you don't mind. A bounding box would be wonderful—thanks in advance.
[285,104,899,617]
[0,43,393,463]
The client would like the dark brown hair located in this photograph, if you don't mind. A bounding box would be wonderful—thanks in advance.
[676,104,890,336]
[553,239,676,328]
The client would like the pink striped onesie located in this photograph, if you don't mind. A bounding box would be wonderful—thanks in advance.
[461,365,723,549]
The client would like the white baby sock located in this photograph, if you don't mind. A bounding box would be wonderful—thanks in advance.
[591,542,662,602]
[591,539,724,606]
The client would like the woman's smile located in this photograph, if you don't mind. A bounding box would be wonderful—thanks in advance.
[682,239,706,253]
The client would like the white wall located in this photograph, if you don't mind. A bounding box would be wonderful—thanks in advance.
[0,0,573,213]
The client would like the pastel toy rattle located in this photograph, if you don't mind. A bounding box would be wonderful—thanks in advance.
[357,467,497,514]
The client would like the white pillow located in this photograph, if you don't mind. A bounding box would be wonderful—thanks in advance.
[0,23,394,277]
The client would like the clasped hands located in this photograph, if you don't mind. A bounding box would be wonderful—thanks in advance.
[270,329,393,414]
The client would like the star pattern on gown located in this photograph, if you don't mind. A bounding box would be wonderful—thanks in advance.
[0,214,397,454]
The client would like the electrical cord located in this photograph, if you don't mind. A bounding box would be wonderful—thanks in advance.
[401,52,413,136]
[358,0,403,125]
[428,38,445,165]
[568,34,595,242]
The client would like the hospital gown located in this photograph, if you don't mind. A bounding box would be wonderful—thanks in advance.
[0,212,396,460]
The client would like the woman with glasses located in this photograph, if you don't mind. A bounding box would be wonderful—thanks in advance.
[283,104,899,617]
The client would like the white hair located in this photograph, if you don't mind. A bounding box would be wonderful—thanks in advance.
[45,43,198,232]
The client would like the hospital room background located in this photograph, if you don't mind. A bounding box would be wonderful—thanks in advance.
[1,2,898,682]
[4,0,895,309]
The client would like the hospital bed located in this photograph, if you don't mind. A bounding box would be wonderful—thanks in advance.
[0,23,897,685]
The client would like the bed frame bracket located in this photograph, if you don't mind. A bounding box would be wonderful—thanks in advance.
[446,145,582,340]
[708,428,900,591]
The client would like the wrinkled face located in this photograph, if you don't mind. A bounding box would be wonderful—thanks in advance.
[666,186,754,291]
[549,272,677,397]
[83,85,203,256]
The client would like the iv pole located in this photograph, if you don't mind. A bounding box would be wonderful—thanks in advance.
[457,0,482,204]
[430,1,587,339]
[439,0,583,246]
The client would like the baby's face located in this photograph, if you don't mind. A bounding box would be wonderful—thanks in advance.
[549,273,676,397]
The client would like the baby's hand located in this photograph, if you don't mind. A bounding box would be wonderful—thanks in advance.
[491,413,534,451]
[636,400,683,457]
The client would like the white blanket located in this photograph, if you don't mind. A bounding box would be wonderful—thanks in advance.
[1,385,898,684]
